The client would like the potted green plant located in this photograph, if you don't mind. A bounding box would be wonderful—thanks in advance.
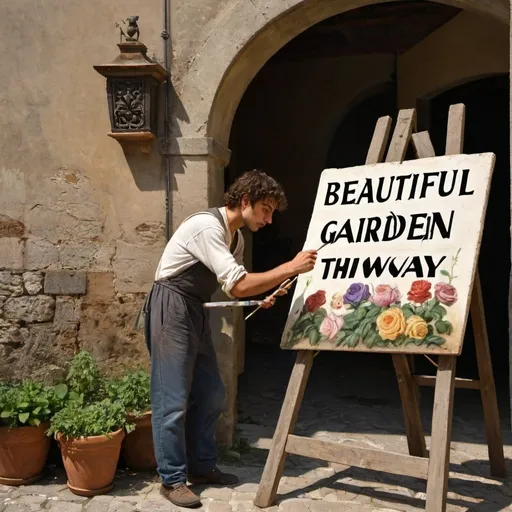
[0,380,67,485]
[48,399,132,496]
[65,350,105,404]
[108,370,155,470]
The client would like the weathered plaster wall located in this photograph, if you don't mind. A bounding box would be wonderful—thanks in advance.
[398,10,509,107]
[0,0,166,378]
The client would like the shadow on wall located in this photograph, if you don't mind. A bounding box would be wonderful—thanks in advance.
[118,67,191,192]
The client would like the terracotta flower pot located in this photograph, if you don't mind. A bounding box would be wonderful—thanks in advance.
[56,428,125,496]
[0,423,51,486]
[122,411,157,471]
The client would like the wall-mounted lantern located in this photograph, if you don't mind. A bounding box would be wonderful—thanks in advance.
[93,17,169,144]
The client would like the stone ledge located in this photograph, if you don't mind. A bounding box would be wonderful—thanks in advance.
[44,270,87,295]
[160,137,231,165]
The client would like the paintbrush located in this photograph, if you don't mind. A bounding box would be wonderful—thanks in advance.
[244,241,331,321]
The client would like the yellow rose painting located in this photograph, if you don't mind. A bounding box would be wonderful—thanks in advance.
[405,315,429,340]
[376,308,406,341]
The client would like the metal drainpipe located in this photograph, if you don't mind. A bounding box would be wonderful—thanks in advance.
[162,0,171,242]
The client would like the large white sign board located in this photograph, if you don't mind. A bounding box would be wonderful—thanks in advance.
[281,153,495,354]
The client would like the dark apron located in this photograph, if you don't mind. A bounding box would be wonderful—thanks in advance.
[137,208,238,349]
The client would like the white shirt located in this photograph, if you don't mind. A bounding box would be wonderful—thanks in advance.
[154,207,247,298]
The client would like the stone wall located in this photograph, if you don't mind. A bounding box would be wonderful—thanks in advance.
[0,0,164,381]
[0,269,148,383]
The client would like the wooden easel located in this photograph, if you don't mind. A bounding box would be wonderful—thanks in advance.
[254,104,506,512]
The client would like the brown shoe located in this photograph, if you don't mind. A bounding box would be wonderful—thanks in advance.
[160,483,201,508]
[188,467,239,486]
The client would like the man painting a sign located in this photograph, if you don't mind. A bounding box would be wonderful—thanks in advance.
[282,154,495,354]
[144,170,317,508]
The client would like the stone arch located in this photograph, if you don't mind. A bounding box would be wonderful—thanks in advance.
[174,0,508,147]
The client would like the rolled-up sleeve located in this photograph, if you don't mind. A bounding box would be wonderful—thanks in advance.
[186,227,247,297]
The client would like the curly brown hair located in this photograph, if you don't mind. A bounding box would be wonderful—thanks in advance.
[224,170,288,211]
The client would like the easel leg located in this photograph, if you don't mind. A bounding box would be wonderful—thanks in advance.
[254,350,314,508]
[392,354,427,457]
[425,355,457,512]
[471,273,507,477]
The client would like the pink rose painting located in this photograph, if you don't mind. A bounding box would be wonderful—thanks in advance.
[370,284,401,307]
[435,282,458,306]
[319,313,344,340]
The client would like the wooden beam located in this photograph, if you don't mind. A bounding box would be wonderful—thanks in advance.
[285,435,429,479]
[470,273,507,477]
[414,375,480,390]
[385,109,416,163]
[445,104,466,155]
[425,356,457,512]
[254,351,314,508]
[366,116,392,164]
[392,355,427,457]
[412,131,436,159]
[445,101,506,478]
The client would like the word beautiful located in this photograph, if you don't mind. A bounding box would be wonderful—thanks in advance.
[320,168,473,280]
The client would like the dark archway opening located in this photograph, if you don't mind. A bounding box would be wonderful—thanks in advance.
[226,2,510,439]
[414,75,510,393]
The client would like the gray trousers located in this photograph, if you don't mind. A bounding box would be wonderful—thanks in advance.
[145,281,226,485]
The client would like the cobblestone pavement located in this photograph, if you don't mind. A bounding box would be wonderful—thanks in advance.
[3,346,512,511]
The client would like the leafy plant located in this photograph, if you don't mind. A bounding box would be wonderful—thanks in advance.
[47,399,134,438]
[0,381,69,428]
[66,351,105,403]
[107,370,151,418]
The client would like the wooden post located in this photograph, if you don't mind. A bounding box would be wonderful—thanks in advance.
[445,103,506,477]
[471,273,507,477]
[392,355,427,457]
[425,356,457,512]
[254,351,314,508]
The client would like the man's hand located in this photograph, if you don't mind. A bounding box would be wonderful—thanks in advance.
[260,278,294,309]
[260,295,276,309]
[288,250,317,275]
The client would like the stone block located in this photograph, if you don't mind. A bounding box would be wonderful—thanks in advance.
[0,238,24,270]
[24,237,58,270]
[0,272,23,297]
[208,503,233,512]
[3,296,55,323]
[113,240,163,293]
[54,297,81,327]
[85,272,115,303]
[78,294,149,375]
[59,243,97,270]
[1,503,33,512]
[106,501,136,512]
[200,487,233,501]
[44,270,86,295]
[15,494,47,510]
[22,272,43,295]
[46,502,84,512]
[0,324,29,346]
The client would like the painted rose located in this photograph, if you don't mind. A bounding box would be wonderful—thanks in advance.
[320,313,344,340]
[370,284,401,307]
[305,290,326,312]
[330,292,344,310]
[434,282,458,306]
[376,307,406,341]
[407,280,432,304]
[405,315,429,340]
[343,283,370,306]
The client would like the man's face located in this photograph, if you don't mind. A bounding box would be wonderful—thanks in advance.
[241,196,276,232]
